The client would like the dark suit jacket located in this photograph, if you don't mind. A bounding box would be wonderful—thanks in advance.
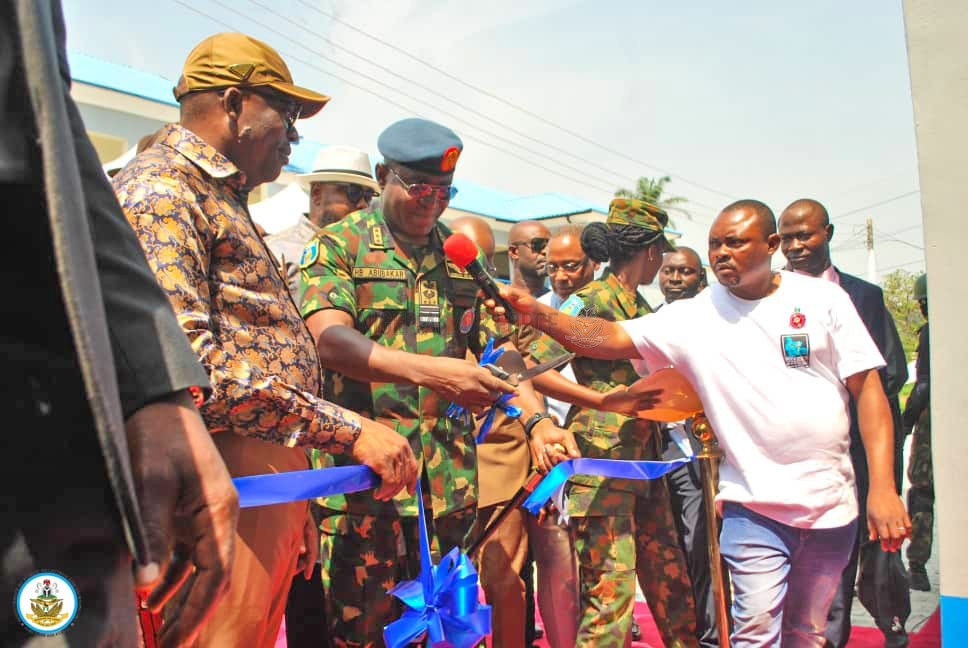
[10,0,209,563]
[837,269,908,497]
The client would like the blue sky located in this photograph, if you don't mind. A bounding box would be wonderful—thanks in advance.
[63,0,924,278]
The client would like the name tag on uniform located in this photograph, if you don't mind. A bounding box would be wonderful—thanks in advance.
[352,267,407,281]
[417,279,441,330]
[445,260,473,280]
[781,334,810,369]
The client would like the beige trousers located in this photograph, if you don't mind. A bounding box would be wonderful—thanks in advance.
[192,433,309,648]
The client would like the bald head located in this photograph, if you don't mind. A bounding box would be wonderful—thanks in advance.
[778,198,834,276]
[508,220,550,290]
[720,199,777,237]
[449,215,496,262]
[547,224,597,300]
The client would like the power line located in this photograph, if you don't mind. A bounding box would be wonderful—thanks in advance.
[247,0,697,203]
[172,0,623,196]
[876,229,924,251]
[295,0,738,202]
[880,258,924,273]
[830,190,920,222]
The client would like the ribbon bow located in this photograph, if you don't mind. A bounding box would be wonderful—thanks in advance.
[384,481,492,647]
[446,337,522,442]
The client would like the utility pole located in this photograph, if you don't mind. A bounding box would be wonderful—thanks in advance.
[865,217,878,284]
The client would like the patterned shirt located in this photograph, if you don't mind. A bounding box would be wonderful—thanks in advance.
[113,124,361,453]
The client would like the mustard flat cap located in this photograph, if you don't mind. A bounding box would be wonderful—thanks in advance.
[173,32,330,118]
[607,198,675,250]
[378,118,463,174]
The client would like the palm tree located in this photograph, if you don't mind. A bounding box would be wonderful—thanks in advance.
[615,175,690,223]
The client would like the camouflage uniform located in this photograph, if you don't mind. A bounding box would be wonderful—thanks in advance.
[300,204,503,646]
[530,268,697,648]
[905,323,933,569]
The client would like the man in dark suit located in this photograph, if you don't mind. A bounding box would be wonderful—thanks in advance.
[780,198,910,648]
[1,2,238,646]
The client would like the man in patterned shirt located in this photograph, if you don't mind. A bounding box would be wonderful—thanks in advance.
[113,33,417,647]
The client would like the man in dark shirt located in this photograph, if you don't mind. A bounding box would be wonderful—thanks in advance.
[1,2,238,646]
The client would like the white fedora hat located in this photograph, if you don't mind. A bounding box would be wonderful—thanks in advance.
[297,145,380,193]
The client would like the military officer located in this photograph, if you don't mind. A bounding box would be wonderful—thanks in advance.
[904,273,933,591]
[299,118,576,645]
[529,199,698,647]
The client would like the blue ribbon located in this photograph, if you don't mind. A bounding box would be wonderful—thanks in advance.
[233,465,378,508]
[384,481,491,648]
[446,337,521,442]
[522,457,694,514]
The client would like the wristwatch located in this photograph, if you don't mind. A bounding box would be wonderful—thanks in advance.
[522,412,553,439]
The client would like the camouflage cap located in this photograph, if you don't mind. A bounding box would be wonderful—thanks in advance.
[913,273,927,299]
[173,32,330,118]
[607,198,675,250]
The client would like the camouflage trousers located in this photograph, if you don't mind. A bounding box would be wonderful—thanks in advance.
[319,505,476,647]
[570,478,698,648]
[906,410,934,568]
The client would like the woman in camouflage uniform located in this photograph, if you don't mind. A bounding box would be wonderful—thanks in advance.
[531,199,698,647]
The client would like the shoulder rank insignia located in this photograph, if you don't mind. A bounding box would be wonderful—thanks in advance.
[559,294,585,316]
[300,238,320,269]
[370,225,387,249]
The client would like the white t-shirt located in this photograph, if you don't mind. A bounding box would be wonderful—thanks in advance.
[619,271,885,529]
[537,291,577,424]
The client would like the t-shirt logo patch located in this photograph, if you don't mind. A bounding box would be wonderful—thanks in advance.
[781,334,810,368]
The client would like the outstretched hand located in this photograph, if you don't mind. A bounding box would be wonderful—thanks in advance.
[529,418,581,473]
[484,284,540,325]
[600,386,664,417]
[351,417,419,501]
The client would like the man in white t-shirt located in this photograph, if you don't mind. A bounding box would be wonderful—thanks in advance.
[492,199,911,646]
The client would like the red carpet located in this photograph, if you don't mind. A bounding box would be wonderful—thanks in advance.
[529,601,942,648]
[276,600,942,647]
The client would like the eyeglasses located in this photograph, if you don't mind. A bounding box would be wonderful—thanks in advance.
[338,183,378,205]
[546,258,588,275]
[389,167,458,203]
[245,88,302,134]
[510,237,549,254]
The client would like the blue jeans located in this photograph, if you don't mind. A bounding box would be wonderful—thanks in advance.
[720,503,857,647]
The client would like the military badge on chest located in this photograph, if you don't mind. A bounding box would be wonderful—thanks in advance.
[417,279,441,330]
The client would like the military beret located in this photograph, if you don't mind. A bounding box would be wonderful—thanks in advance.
[607,198,675,250]
[378,118,463,174]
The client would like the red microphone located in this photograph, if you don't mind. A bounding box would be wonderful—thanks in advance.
[443,233,517,324]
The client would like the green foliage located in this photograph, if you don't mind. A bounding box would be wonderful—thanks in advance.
[882,269,925,359]
[615,175,690,223]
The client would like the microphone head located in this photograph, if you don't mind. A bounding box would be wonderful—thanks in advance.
[443,232,480,269]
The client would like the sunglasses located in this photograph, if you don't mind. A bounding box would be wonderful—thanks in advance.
[510,237,549,254]
[389,167,458,203]
[245,87,302,134]
[338,183,378,205]
[546,258,588,275]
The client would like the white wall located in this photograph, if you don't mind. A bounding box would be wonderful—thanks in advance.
[903,0,968,638]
